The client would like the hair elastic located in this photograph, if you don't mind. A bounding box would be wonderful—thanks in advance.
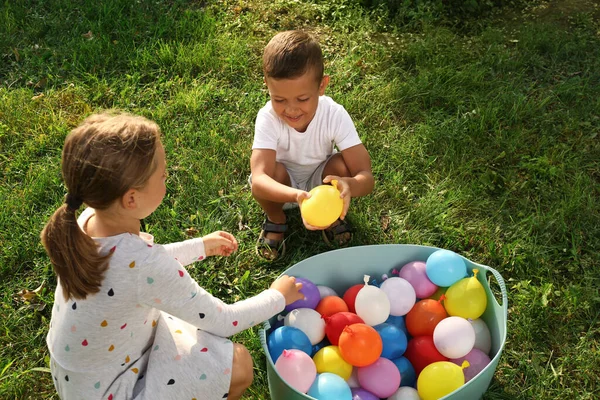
[65,193,83,210]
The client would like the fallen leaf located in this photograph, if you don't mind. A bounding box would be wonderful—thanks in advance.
[31,93,45,101]
[82,30,94,39]
[185,227,199,236]
[17,281,46,301]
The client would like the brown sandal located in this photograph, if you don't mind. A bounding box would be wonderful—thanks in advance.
[256,218,288,260]
[322,219,353,247]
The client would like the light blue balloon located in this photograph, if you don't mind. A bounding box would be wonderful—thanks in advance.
[392,356,417,388]
[374,323,408,359]
[307,372,352,400]
[425,249,467,287]
[268,326,312,363]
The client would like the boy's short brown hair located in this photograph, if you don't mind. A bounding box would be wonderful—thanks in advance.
[263,30,324,82]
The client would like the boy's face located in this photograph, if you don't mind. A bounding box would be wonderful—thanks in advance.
[265,70,329,132]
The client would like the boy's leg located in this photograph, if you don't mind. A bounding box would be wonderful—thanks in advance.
[320,153,353,245]
[321,153,351,178]
[251,161,291,228]
[251,162,292,258]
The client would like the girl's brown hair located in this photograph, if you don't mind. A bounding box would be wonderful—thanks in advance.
[263,30,324,82]
[41,113,161,301]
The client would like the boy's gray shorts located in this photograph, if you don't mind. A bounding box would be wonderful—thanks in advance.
[248,155,334,210]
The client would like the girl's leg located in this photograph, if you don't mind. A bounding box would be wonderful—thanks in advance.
[227,343,254,400]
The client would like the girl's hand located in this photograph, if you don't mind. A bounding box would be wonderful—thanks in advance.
[202,231,238,257]
[323,176,351,220]
[270,275,304,305]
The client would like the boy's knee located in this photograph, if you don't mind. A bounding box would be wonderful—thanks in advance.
[324,153,351,177]
[231,343,254,389]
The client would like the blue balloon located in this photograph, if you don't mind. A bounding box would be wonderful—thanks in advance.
[385,314,408,337]
[425,249,467,287]
[267,326,312,363]
[312,338,330,357]
[308,373,352,400]
[374,323,408,359]
[392,356,417,388]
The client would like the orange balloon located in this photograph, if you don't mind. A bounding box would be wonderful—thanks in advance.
[405,299,448,337]
[338,323,382,367]
[316,296,349,317]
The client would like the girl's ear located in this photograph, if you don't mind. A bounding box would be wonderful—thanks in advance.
[121,189,138,210]
[319,75,330,95]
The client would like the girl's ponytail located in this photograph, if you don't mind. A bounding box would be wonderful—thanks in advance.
[41,203,110,301]
[41,112,160,301]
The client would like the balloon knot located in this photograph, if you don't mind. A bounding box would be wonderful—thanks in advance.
[391,269,399,275]
[461,360,470,369]
[439,294,447,303]
[472,268,479,277]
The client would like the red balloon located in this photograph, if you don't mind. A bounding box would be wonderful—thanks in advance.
[338,323,382,367]
[403,336,448,375]
[343,284,363,313]
[405,299,447,337]
[324,312,364,345]
[316,296,349,317]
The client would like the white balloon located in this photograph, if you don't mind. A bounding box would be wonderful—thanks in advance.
[388,386,421,400]
[346,367,360,388]
[470,318,492,355]
[380,277,416,316]
[355,285,391,326]
[317,285,339,299]
[284,308,326,345]
[433,316,475,359]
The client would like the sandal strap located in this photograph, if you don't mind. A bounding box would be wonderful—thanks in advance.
[328,219,353,235]
[262,219,288,233]
[258,236,284,249]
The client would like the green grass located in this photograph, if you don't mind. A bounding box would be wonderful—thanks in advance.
[1,0,599,398]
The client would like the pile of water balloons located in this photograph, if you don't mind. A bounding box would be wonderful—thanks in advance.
[267,249,494,400]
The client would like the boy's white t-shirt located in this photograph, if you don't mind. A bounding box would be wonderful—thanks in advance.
[252,95,362,186]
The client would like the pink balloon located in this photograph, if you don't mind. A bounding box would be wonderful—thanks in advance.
[399,261,438,298]
[275,349,317,393]
[357,357,401,398]
[450,348,492,382]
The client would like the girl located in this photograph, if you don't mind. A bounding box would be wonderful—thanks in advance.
[41,113,303,400]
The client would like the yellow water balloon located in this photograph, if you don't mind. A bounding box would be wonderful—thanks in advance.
[312,345,352,380]
[444,269,488,319]
[300,182,343,227]
[417,360,469,400]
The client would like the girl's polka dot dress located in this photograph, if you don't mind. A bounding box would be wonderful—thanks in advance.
[47,208,285,399]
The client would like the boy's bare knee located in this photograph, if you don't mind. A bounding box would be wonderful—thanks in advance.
[229,343,254,394]
[324,153,350,177]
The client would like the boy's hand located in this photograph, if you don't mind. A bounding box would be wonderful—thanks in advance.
[270,275,304,305]
[323,175,351,220]
[202,231,238,257]
[295,189,311,206]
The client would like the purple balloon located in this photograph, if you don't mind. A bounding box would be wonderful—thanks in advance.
[399,261,438,299]
[351,387,379,400]
[450,348,492,382]
[285,277,320,311]
[357,358,401,398]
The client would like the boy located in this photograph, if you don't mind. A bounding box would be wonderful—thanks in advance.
[250,30,374,260]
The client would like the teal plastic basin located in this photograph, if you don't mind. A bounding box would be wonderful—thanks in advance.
[259,244,508,400]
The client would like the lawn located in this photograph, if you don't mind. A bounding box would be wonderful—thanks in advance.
[1,0,599,398]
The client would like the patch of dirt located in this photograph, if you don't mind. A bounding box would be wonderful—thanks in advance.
[527,0,600,24]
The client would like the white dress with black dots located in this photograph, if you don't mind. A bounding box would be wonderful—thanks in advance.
[47,208,285,400]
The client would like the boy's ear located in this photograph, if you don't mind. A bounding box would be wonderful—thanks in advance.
[121,189,138,210]
[319,75,330,95]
